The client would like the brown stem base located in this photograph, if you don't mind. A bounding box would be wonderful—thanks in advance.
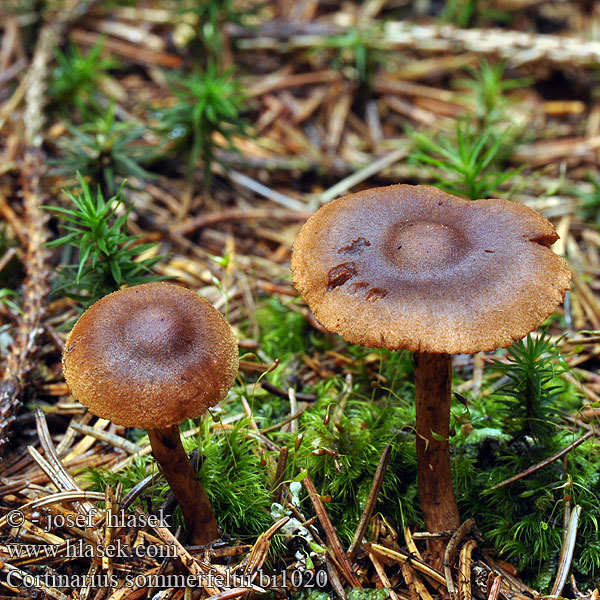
[414,352,461,561]
[148,426,219,545]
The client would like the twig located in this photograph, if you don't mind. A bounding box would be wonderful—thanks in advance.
[303,473,362,587]
[152,525,221,595]
[0,562,68,600]
[68,422,138,454]
[384,21,600,68]
[365,543,447,586]
[368,551,402,600]
[551,505,582,597]
[35,408,90,495]
[347,444,391,560]
[260,410,305,434]
[174,207,312,236]
[0,491,105,529]
[120,472,163,511]
[271,446,288,504]
[487,575,502,600]
[490,431,594,490]
[261,381,316,402]
[241,516,289,580]
[401,563,425,600]
[228,170,307,210]
[444,519,477,600]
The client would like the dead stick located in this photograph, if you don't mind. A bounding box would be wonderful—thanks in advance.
[348,444,391,560]
[303,473,362,587]
[445,519,477,600]
[490,431,593,490]
[487,575,502,600]
[368,552,402,600]
[365,543,446,586]
[175,208,312,236]
[271,446,288,504]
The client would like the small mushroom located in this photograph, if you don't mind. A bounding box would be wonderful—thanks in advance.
[62,282,239,544]
[291,184,571,553]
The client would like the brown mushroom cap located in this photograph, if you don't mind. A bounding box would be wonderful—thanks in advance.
[292,184,571,354]
[62,282,239,429]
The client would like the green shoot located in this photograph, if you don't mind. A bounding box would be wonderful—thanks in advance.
[440,0,512,28]
[0,289,22,315]
[44,174,164,307]
[314,25,388,88]
[457,59,532,127]
[576,172,600,227]
[194,418,273,539]
[52,105,155,195]
[285,397,419,543]
[176,0,259,61]
[490,332,572,444]
[490,331,573,444]
[410,119,518,199]
[48,39,119,110]
[158,63,250,184]
[257,297,307,358]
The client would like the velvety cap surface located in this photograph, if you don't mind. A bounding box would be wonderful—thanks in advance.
[292,184,571,353]
[63,283,239,428]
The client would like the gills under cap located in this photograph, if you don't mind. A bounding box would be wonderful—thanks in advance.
[62,282,239,429]
[291,184,571,354]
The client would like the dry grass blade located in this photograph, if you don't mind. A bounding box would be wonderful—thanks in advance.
[0,491,105,529]
[319,146,410,204]
[368,551,402,600]
[228,170,308,211]
[365,543,447,586]
[241,516,289,578]
[551,505,582,596]
[1,561,69,600]
[68,422,138,454]
[152,525,221,595]
[175,207,312,236]
[458,540,478,600]
[402,562,435,600]
[384,22,600,67]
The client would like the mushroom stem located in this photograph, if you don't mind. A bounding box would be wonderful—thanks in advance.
[147,426,219,545]
[414,352,461,535]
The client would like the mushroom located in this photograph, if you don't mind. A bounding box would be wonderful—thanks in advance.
[62,282,239,544]
[291,184,571,551]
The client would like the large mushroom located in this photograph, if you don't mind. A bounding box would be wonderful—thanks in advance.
[62,282,239,544]
[291,184,571,552]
